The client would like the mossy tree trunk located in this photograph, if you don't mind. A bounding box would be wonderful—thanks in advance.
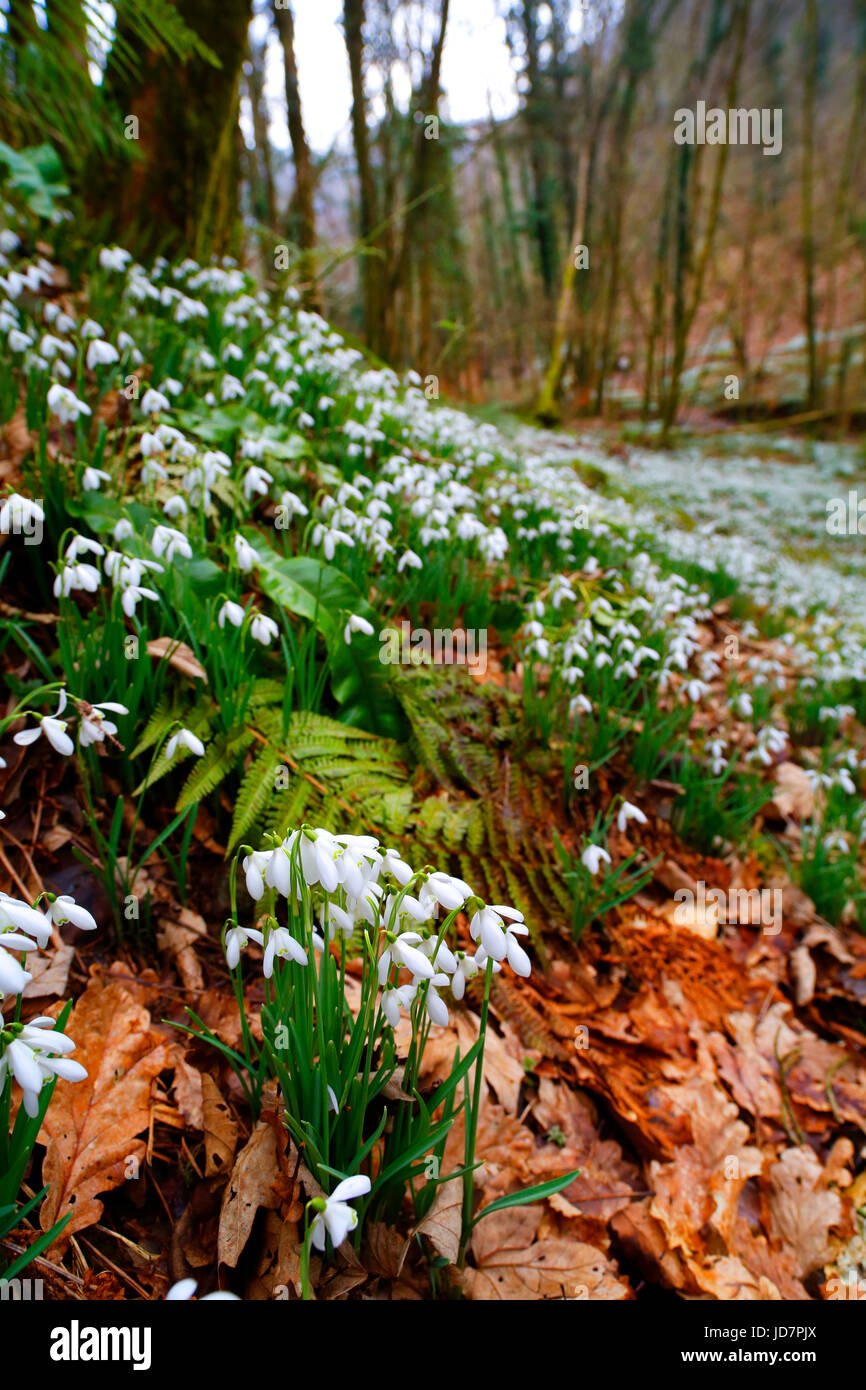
[98,0,253,259]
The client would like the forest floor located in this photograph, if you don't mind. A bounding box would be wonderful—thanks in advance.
[2,247,865,1301]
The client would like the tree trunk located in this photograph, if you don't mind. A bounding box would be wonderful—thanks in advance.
[801,0,820,412]
[274,0,318,307]
[100,0,252,258]
[343,0,381,352]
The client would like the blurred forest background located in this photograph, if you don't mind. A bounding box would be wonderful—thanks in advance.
[1,0,865,435]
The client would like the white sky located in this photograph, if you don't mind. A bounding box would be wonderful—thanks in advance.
[254,0,520,154]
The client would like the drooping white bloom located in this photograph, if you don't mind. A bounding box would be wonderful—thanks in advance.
[451,950,481,1000]
[0,1015,88,1118]
[225,925,264,970]
[249,612,279,646]
[165,727,205,761]
[309,1175,371,1252]
[263,924,308,976]
[82,466,111,492]
[242,465,273,500]
[165,1279,240,1302]
[13,690,74,756]
[242,850,270,901]
[581,844,611,876]
[152,524,192,563]
[47,893,98,932]
[54,560,101,598]
[234,534,256,572]
[47,382,92,424]
[141,387,171,415]
[120,583,159,617]
[377,931,435,985]
[99,246,132,273]
[422,871,469,913]
[343,613,374,645]
[86,339,119,371]
[616,800,648,834]
[218,600,246,629]
[422,973,451,1026]
[0,493,44,537]
[468,904,529,974]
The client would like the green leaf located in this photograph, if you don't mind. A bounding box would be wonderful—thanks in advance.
[470,1170,581,1228]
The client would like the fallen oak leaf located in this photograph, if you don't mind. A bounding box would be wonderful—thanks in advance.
[218,1112,287,1268]
[37,979,173,1252]
[146,636,207,684]
[201,1073,239,1179]
[415,1177,462,1265]
[464,1206,629,1301]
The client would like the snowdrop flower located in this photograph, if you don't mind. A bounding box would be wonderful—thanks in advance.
[397,549,423,573]
[381,981,416,1027]
[422,871,469,913]
[581,844,611,876]
[705,739,728,776]
[344,613,374,645]
[239,850,268,903]
[823,832,850,855]
[65,534,104,564]
[616,800,647,834]
[0,938,35,995]
[0,493,44,536]
[165,1279,239,1302]
[250,612,279,646]
[0,1015,88,1117]
[569,694,593,718]
[141,457,168,485]
[312,524,354,561]
[47,382,91,424]
[120,584,159,617]
[309,1175,371,1251]
[14,690,74,756]
[423,973,452,1026]
[47,894,98,932]
[8,328,32,352]
[381,847,413,886]
[234,534,256,572]
[263,924,308,975]
[219,600,246,629]
[165,727,205,760]
[242,465,273,500]
[141,387,171,415]
[0,893,52,946]
[40,334,75,361]
[99,246,132,272]
[685,678,710,704]
[78,701,128,748]
[53,561,101,598]
[86,339,119,371]
[296,828,340,893]
[277,490,308,522]
[378,931,436,985]
[113,518,134,543]
[451,950,481,1000]
[734,691,753,719]
[225,925,264,969]
[163,494,188,519]
[82,466,111,492]
[151,524,192,563]
[468,905,530,974]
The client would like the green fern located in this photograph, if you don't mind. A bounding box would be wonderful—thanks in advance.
[228,745,283,853]
[176,727,255,813]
